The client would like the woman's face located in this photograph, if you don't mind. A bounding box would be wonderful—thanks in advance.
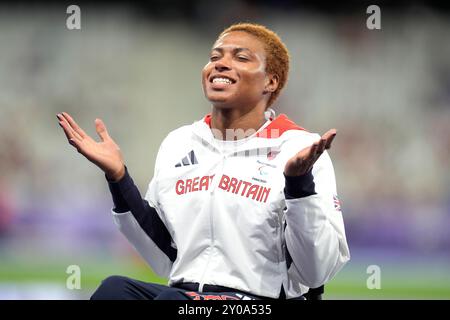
[202,31,272,110]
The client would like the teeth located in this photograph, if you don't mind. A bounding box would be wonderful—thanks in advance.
[213,77,232,84]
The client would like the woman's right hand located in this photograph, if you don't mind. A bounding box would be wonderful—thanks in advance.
[57,112,126,182]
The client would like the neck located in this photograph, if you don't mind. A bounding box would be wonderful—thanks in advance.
[210,102,267,141]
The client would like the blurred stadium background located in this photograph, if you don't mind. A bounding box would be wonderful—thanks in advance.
[0,0,449,299]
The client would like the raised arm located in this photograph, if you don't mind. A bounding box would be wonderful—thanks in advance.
[283,129,350,289]
[57,112,176,276]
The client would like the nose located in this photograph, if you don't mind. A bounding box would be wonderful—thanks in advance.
[214,56,231,72]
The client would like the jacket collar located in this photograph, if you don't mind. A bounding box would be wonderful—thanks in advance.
[192,113,305,154]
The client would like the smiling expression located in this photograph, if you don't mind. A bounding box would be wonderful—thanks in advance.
[202,31,275,110]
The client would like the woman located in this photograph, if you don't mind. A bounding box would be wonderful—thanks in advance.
[57,23,350,300]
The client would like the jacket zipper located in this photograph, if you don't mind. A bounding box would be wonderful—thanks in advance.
[198,154,225,292]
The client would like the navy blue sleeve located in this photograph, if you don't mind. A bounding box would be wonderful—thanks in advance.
[283,170,316,199]
[106,167,177,262]
[107,169,130,213]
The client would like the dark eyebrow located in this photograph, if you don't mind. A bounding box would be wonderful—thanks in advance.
[211,47,252,54]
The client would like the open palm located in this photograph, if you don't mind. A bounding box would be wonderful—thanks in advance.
[284,129,337,177]
[57,112,125,181]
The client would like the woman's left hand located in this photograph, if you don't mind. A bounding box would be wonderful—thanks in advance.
[284,129,337,177]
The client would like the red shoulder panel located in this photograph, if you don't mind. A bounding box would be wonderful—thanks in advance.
[256,114,306,138]
[203,113,305,138]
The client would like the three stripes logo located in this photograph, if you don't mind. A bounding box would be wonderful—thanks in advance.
[175,150,199,167]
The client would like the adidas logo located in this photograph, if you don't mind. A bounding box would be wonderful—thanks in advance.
[175,150,198,167]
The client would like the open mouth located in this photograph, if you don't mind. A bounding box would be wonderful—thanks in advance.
[209,75,236,85]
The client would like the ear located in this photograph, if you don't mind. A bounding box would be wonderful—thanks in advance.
[263,74,279,94]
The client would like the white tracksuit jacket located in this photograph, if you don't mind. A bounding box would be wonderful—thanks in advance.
[111,113,350,299]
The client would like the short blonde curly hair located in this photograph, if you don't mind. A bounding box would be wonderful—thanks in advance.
[218,23,290,107]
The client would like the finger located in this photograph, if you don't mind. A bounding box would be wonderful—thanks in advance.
[58,121,83,152]
[95,118,110,142]
[58,119,81,144]
[308,139,324,162]
[58,119,72,141]
[308,141,319,158]
[322,129,337,149]
[316,138,327,155]
[61,112,87,139]
[304,142,321,172]
[57,113,82,141]
[68,137,81,151]
[325,134,336,149]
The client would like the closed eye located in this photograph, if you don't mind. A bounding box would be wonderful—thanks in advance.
[237,55,249,61]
